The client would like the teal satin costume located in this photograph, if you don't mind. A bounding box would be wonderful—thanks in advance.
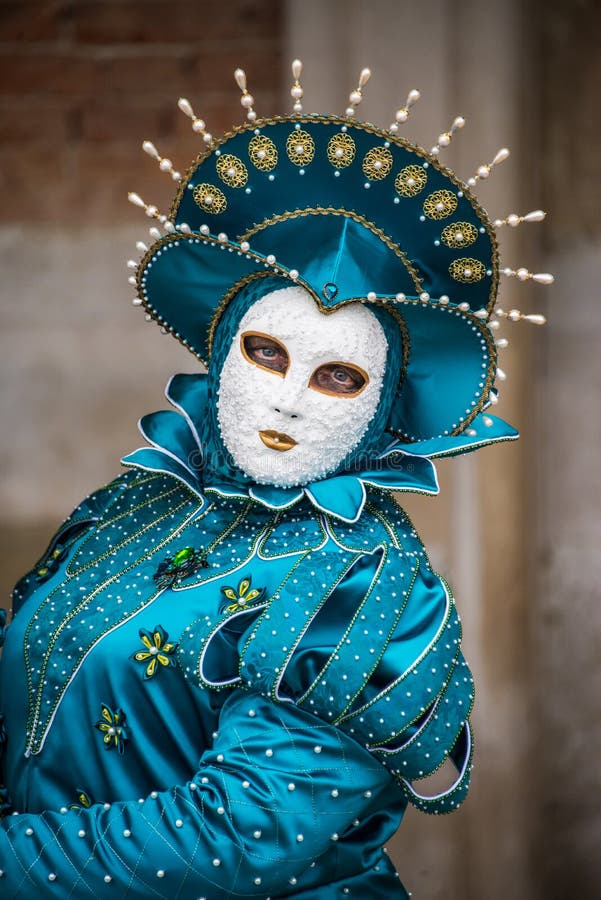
[0,253,520,897]
[0,256,518,896]
[0,76,538,896]
[0,354,512,899]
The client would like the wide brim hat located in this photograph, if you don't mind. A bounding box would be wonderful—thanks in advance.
[132,97,547,444]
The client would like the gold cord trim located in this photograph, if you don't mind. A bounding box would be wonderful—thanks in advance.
[238,206,423,294]
[137,233,494,436]
[168,113,500,316]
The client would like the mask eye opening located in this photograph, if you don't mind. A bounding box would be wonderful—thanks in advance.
[309,361,369,398]
[241,331,290,377]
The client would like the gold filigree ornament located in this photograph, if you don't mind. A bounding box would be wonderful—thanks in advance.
[248,135,278,172]
[423,189,458,220]
[394,165,428,198]
[192,183,227,214]
[327,133,356,168]
[286,129,315,166]
[362,146,393,180]
[449,257,487,283]
[216,154,248,188]
[440,221,478,249]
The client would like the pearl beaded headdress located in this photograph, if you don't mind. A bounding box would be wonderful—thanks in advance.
[125,61,552,447]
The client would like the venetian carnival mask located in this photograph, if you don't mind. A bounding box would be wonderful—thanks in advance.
[216,286,388,486]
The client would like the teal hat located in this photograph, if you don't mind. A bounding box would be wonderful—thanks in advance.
[132,70,550,444]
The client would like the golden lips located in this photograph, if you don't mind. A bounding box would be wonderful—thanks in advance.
[259,430,298,452]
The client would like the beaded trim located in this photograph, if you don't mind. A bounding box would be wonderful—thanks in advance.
[169,114,500,314]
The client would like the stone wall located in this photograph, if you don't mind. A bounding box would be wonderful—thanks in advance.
[0,0,282,568]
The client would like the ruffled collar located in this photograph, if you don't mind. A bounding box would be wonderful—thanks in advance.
[121,374,517,524]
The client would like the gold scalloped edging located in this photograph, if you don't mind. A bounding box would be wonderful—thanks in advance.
[136,233,495,437]
[381,299,498,438]
[168,114,500,316]
[136,234,293,368]
[238,206,423,293]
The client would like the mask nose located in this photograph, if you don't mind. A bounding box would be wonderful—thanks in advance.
[272,403,302,420]
[271,370,306,420]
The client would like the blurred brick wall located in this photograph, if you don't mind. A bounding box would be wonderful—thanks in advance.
[0,0,282,225]
[0,0,283,595]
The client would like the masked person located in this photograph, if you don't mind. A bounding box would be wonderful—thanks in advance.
[0,63,550,898]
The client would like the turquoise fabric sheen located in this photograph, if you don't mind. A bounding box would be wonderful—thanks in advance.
[138,116,506,443]
[0,465,471,896]
[142,234,500,443]
[0,272,486,896]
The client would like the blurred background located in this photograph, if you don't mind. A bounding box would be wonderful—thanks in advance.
[0,0,599,897]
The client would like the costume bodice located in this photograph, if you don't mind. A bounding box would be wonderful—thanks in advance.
[0,467,471,897]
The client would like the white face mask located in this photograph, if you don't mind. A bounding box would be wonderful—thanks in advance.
[216,286,388,487]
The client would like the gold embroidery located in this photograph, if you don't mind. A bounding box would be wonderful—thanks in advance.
[192,183,227,214]
[362,146,393,180]
[440,221,478,248]
[423,190,458,220]
[327,133,356,168]
[449,257,486,283]
[248,135,278,172]
[216,154,248,188]
[207,271,284,363]
[285,129,315,166]
[238,207,423,293]
[170,114,500,314]
[169,115,499,311]
[384,302,497,437]
[395,165,428,197]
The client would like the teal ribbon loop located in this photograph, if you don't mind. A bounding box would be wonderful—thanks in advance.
[371,653,473,779]
[240,549,357,702]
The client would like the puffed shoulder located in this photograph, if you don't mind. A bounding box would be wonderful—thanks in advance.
[178,543,474,815]
[11,469,153,614]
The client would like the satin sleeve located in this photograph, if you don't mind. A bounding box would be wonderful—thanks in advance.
[0,690,399,898]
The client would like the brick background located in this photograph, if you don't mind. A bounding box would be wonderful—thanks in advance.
[0,0,283,224]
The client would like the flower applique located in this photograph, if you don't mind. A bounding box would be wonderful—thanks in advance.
[95,704,128,754]
[131,625,178,679]
[34,544,68,583]
[221,575,266,613]
[69,789,94,810]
